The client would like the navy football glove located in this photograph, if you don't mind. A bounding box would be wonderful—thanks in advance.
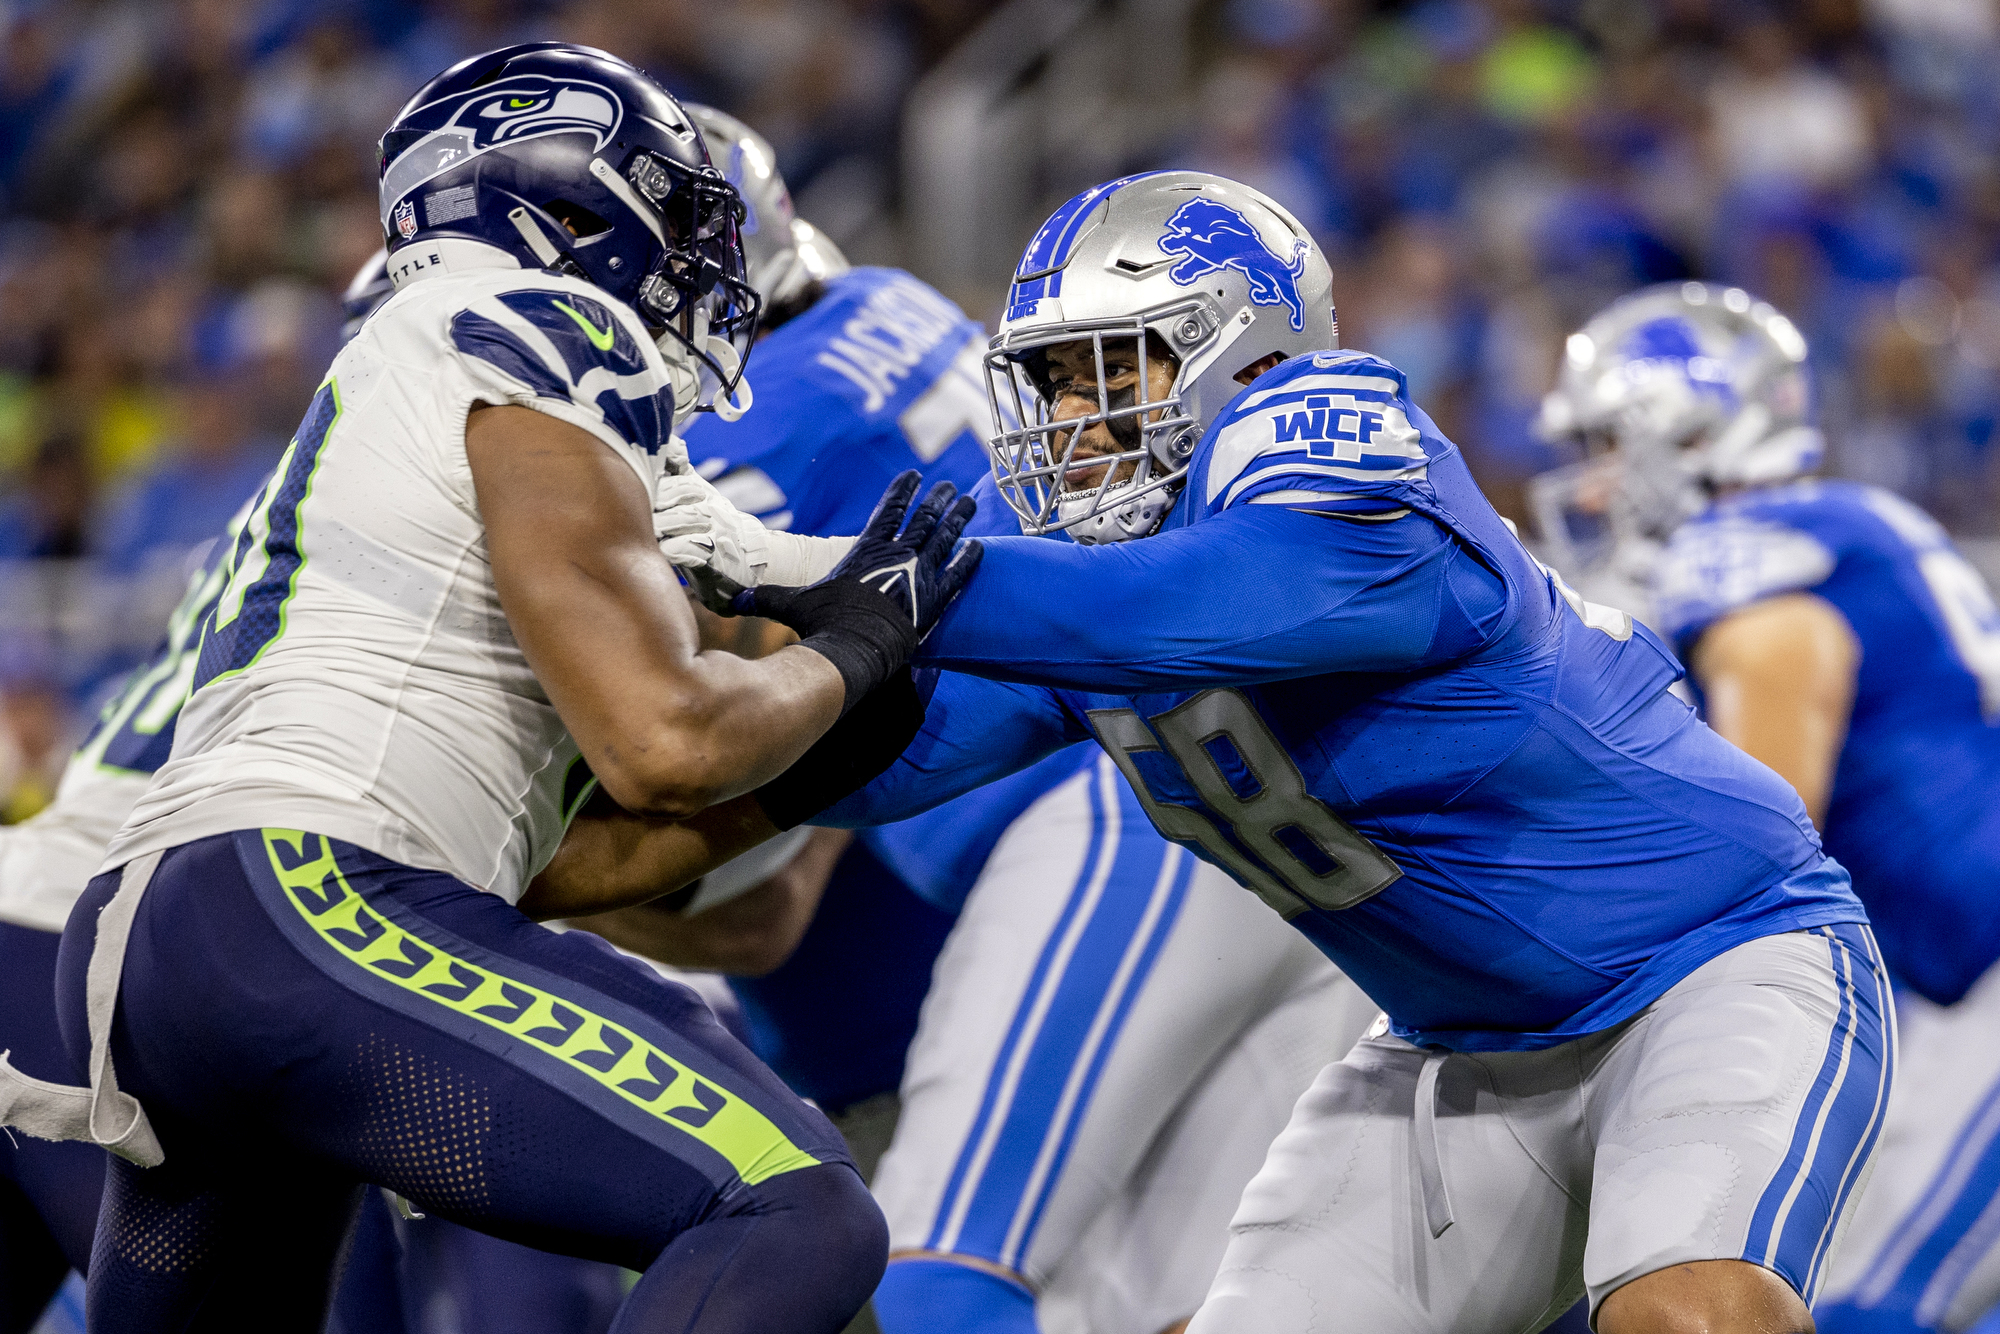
[734,471,982,711]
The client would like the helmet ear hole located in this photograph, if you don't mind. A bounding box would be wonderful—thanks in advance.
[545,200,613,239]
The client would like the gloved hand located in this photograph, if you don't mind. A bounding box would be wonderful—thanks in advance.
[736,470,982,711]
[653,470,855,613]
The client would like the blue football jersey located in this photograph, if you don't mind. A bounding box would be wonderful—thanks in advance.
[1654,479,2000,1005]
[684,269,1007,1103]
[862,744,1098,914]
[824,351,1862,1053]
[681,267,992,534]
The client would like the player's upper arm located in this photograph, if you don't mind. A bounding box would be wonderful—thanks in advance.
[1690,591,1859,827]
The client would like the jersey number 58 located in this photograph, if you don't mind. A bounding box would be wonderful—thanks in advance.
[1088,690,1401,919]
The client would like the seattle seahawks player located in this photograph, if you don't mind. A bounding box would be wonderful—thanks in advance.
[1540,283,2000,1334]
[0,508,240,1332]
[0,45,982,1334]
[644,110,1378,1334]
[680,171,1892,1334]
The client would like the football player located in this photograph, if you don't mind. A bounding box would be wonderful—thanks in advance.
[0,508,239,1333]
[675,171,1892,1334]
[0,44,981,1333]
[637,108,1379,1334]
[1540,283,2000,1334]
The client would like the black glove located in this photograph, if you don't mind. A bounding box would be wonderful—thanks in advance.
[734,470,982,712]
[752,667,924,830]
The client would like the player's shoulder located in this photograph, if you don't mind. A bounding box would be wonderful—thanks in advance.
[1186,349,1431,521]
[1653,481,1853,642]
[369,267,677,458]
[784,266,980,420]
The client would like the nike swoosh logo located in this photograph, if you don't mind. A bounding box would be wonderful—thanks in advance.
[860,557,921,626]
[553,299,616,351]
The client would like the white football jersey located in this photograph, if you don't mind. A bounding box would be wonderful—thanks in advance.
[105,262,687,902]
[0,765,151,933]
[0,523,239,933]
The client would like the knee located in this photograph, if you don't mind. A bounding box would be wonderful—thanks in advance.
[1597,1260,1812,1334]
[759,1164,888,1298]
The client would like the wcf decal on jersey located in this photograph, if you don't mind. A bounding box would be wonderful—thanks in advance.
[1270,394,1419,462]
[1159,197,1310,332]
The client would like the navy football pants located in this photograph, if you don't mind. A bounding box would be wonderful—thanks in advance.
[0,920,105,1333]
[56,830,886,1333]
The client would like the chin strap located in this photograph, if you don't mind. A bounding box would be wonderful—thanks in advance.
[704,334,754,422]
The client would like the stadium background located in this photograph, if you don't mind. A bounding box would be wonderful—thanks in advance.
[0,0,1995,821]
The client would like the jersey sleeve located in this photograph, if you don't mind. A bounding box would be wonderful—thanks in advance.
[445,283,681,474]
[1185,351,1432,520]
[1652,514,1838,652]
[814,670,1086,827]
[914,504,1506,691]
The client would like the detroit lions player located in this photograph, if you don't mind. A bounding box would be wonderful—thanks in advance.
[680,171,1892,1334]
[1540,283,2000,1334]
[0,45,984,1333]
[643,110,1379,1334]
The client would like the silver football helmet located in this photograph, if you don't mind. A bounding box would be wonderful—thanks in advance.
[1535,283,1819,569]
[682,104,849,314]
[986,171,1337,543]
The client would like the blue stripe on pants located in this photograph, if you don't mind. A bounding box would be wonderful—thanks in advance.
[1845,1063,2000,1325]
[925,760,1192,1271]
[1742,924,1896,1299]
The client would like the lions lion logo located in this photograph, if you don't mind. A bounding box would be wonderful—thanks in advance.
[1158,198,1309,332]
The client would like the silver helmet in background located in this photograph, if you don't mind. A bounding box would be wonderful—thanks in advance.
[681,103,849,316]
[986,170,1337,543]
[340,248,394,343]
[1534,282,1819,580]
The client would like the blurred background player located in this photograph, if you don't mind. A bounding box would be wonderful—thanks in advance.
[1538,283,2000,1334]
[0,43,988,1333]
[0,504,238,1334]
[633,107,1378,1334]
[690,170,1892,1334]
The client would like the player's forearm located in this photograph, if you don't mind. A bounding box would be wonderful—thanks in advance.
[517,792,780,921]
[572,828,851,975]
[915,508,1502,691]
[815,671,1075,826]
[611,643,846,817]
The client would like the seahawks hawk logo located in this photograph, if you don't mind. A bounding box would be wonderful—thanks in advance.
[378,77,625,238]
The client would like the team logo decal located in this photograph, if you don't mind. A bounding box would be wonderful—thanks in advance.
[1158,197,1310,332]
[393,197,417,240]
[379,77,623,238]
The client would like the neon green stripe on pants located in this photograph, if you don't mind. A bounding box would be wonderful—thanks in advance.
[262,829,820,1186]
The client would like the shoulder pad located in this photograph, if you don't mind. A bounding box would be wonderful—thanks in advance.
[1653,513,1837,643]
[1190,351,1430,519]
[441,275,678,457]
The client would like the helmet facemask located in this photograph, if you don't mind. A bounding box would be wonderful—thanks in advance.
[621,151,760,422]
[986,316,1199,544]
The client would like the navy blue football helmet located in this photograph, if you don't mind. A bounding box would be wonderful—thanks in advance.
[377,43,758,417]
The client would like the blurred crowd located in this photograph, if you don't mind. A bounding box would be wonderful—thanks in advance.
[1183,0,2000,533]
[2,0,1997,818]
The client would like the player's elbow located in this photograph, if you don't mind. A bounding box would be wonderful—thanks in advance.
[592,749,729,822]
[705,918,800,977]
